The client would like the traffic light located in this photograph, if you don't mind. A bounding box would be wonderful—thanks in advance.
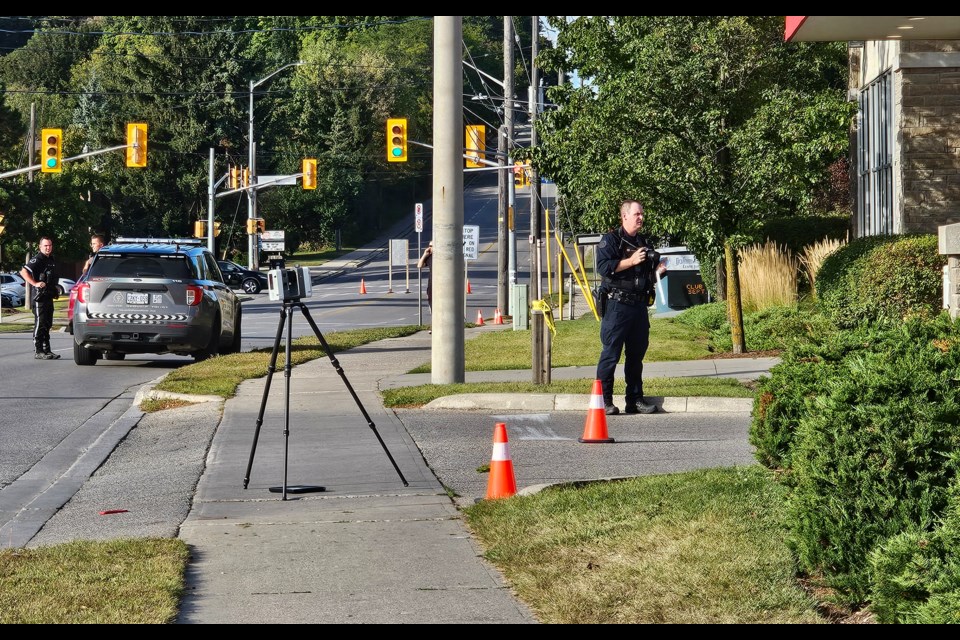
[0,213,5,236]
[213,221,222,237]
[257,218,266,234]
[513,161,529,188]
[465,124,485,168]
[243,168,250,187]
[194,220,206,238]
[246,218,257,234]
[386,117,408,162]
[40,128,62,173]
[302,158,317,190]
[126,123,148,168]
[229,166,240,189]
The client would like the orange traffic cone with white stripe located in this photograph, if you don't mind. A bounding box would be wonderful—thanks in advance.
[493,308,504,324]
[359,278,367,294]
[579,380,615,444]
[475,309,485,326]
[466,279,472,294]
[485,422,517,500]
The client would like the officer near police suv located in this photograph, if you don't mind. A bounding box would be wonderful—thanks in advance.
[595,200,666,415]
[20,235,61,360]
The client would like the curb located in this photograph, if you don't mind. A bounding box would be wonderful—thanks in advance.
[423,393,754,412]
[133,375,224,406]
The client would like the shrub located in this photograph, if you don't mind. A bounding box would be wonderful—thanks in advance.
[785,314,960,603]
[817,234,945,328]
[709,303,837,354]
[673,301,727,333]
[869,483,960,624]
[750,321,860,472]
[760,212,850,255]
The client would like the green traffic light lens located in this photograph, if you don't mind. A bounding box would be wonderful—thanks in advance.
[391,148,402,157]
[45,158,57,168]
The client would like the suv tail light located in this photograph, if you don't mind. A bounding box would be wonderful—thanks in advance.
[185,284,203,306]
[77,282,90,303]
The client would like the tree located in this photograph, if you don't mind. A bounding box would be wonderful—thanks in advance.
[536,16,853,352]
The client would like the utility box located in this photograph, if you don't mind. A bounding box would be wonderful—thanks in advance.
[653,246,710,314]
[511,284,529,330]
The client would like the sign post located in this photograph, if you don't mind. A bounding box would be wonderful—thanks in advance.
[415,203,424,324]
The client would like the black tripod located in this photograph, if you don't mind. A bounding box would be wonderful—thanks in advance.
[243,299,408,500]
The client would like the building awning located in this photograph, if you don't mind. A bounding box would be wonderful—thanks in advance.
[786,16,960,42]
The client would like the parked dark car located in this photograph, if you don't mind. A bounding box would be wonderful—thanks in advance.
[72,238,242,365]
[217,260,268,294]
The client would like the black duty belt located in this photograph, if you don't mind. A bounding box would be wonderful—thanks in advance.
[608,290,640,305]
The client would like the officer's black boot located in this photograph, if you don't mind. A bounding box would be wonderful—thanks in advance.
[42,341,60,360]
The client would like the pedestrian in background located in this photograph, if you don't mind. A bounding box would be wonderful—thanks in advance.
[594,200,666,415]
[81,233,106,277]
[417,240,434,311]
[20,236,61,360]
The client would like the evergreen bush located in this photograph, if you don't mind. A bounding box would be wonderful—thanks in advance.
[709,303,837,353]
[785,314,960,603]
[816,234,945,328]
[672,300,727,333]
[869,482,960,624]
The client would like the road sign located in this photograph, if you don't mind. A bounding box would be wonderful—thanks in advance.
[262,230,285,241]
[415,202,423,233]
[463,225,479,261]
[262,242,285,252]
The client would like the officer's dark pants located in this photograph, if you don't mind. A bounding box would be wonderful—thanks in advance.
[33,297,54,353]
[596,298,650,407]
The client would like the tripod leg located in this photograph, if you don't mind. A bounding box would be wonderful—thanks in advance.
[297,303,409,486]
[243,304,287,489]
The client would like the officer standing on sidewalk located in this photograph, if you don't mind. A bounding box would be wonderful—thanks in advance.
[20,236,61,360]
[595,200,665,415]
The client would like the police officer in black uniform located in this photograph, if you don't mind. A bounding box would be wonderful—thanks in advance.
[595,200,664,415]
[20,236,61,360]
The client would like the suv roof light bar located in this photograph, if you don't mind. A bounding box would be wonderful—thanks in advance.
[114,237,204,245]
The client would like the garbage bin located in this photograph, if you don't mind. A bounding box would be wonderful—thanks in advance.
[653,247,710,313]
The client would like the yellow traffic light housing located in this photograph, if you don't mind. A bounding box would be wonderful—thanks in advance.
[194,220,206,238]
[465,124,485,168]
[246,218,257,234]
[243,168,250,188]
[257,218,266,234]
[229,166,240,189]
[126,123,148,168]
[386,118,408,162]
[513,161,529,189]
[302,158,317,190]
[0,213,5,236]
[213,221,222,237]
[40,128,63,173]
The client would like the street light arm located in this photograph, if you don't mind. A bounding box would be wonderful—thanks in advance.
[252,60,306,90]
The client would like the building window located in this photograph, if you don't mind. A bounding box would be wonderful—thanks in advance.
[856,71,894,237]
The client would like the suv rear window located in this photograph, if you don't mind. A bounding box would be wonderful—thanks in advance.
[90,254,195,279]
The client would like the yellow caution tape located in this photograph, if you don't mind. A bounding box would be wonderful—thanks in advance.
[531,299,556,336]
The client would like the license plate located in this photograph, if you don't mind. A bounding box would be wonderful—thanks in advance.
[126,292,149,305]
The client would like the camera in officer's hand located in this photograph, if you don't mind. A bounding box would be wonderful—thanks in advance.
[641,247,660,271]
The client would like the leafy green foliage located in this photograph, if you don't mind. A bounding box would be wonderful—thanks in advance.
[817,234,945,328]
[536,16,853,266]
[673,300,727,333]
[759,212,850,255]
[784,315,960,603]
[709,303,837,353]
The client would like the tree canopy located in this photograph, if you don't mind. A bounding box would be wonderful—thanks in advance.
[535,16,854,273]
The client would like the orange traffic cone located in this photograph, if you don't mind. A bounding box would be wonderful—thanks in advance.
[485,422,517,500]
[475,309,485,326]
[359,278,367,294]
[466,279,472,294]
[579,380,615,444]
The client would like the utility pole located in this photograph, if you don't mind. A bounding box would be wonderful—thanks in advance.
[498,16,516,317]
[530,16,550,384]
[432,16,465,384]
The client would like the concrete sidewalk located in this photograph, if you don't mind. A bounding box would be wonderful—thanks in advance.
[168,325,773,624]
